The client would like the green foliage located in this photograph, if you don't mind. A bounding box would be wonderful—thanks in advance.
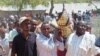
[0,0,94,11]
[0,0,93,7]
[0,0,48,8]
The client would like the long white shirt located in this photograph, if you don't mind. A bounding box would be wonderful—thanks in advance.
[66,32,100,56]
[36,33,64,56]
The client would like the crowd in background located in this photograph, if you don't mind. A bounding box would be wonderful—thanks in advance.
[0,9,100,56]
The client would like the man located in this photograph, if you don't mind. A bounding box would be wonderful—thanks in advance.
[86,24,100,55]
[43,13,52,22]
[82,12,87,21]
[36,22,64,56]
[66,21,100,56]
[30,19,40,33]
[9,21,20,42]
[11,17,37,56]
[72,11,78,30]
[86,10,91,22]
[57,9,72,56]
[0,27,9,56]
[85,24,100,56]
[55,28,66,56]
[77,10,82,21]
[8,21,20,56]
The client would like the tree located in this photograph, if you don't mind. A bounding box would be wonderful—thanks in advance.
[0,0,94,15]
[88,0,98,10]
[0,0,48,15]
[49,0,54,15]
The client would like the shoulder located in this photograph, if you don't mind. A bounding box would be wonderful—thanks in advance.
[29,32,37,38]
[84,32,91,37]
[5,33,9,39]
[84,32,96,43]
[9,29,16,33]
[36,33,40,38]
[85,32,96,39]
[36,33,43,41]
[13,33,22,41]
[28,32,37,42]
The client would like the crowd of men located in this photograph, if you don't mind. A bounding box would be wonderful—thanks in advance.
[0,9,100,56]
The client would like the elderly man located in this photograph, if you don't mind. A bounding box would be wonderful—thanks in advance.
[65,21,100,56]
[36,22,64,56]
[11,17,37,56]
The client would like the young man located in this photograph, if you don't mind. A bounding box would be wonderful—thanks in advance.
[30,20,38,33]
[11,17,37,56]
[36,22,64,56]
[9,21,20,42]
[65,21,100,56]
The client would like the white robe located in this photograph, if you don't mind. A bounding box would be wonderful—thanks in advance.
[66,32,100,56]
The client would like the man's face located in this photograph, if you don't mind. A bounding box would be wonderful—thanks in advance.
[30,21,38,32]
[20,20,30,32]
[76,22,86,35]
[41,24,50,36]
